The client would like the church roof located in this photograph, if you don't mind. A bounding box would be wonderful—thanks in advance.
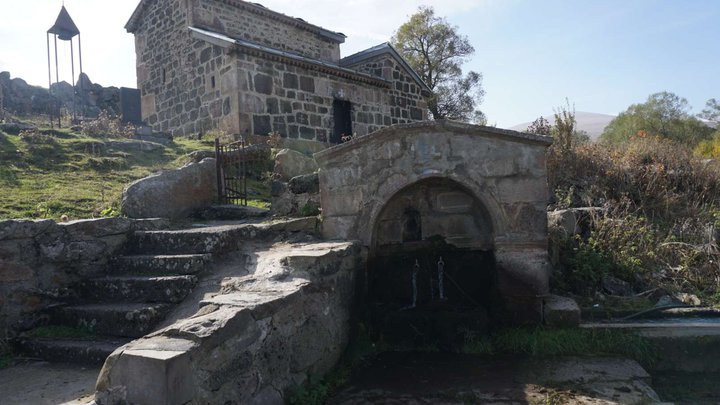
[126,0,346,44]
[189,26,388,88]
[340,43,431,94]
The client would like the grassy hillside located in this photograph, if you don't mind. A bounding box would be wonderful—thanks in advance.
[0,121,219,220]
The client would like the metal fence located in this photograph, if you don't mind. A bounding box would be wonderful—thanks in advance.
[215,137,249,205]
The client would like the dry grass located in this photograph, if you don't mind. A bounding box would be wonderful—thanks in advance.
[548,136,720,304]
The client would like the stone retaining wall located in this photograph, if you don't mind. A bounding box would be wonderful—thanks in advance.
[0,218,166,336]
[96,241,365,405]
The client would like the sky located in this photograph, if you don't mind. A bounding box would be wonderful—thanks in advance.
[0,0,718,128]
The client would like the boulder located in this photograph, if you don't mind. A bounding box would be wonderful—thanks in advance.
[121,158,217,219]
[601,276,633,296]
[548,207,604,236]
[288,173,319,194]
[273,149,317,181]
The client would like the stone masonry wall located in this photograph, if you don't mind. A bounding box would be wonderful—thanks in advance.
[229,52,428,141]
[132,0,428,139]
[134,0,238,135]
[344,54,427,122]
[315,121,554,322]
[190,0,341,63]
[0,218,166,337]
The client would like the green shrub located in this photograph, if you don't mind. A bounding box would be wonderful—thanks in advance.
[464,327,657,366]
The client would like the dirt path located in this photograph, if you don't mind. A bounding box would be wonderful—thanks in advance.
[0,361,99,405]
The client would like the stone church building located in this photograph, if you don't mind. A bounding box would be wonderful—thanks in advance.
[125,0,431,143]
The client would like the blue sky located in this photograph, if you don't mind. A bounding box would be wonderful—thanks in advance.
[0,0,718,127]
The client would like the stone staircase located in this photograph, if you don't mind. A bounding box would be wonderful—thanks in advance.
[17,229,213,365]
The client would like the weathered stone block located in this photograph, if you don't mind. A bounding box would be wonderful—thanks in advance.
[274,149,318,181]
[0,261,34,282]
[254,74,273,95]
[299,76,314,92]
[289,173,319,194]
[0,219,56,241]
[543,295,581,327]
[108,348,194,405]
[283,72,298,89]
[253,115,272,135]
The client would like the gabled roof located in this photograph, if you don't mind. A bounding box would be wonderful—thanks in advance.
[125,0,346,44]
[48,6,80,40]
[340,43,431,94]
[189,27,390,88]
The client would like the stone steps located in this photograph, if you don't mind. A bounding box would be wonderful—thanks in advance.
[77,275,197,304]
[125,218,317,255]
[49,303,171,338]
[113,253,212,275]
[16,218,317,365]
[17,336,130,365]
[16,228,209,364]
[126,229,228,255]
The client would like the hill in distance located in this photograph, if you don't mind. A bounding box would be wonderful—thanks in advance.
[509,111,616,140]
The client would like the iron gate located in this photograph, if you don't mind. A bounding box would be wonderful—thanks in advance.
[215,137,248,205]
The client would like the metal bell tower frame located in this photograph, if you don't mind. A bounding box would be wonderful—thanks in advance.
[47,4,83,127]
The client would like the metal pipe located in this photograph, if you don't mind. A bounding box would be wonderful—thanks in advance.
[46,33,53,128]
[438,256,445,300]
[53,34,60,127]
[78,34,83,76]
[411,259,419,309]
[70,39,76,122]
[78,34,83,118]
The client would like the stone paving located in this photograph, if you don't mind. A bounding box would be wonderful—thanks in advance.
[0,361,98,405]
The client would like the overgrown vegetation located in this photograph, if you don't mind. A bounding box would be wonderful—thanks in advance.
[0,338,12,370]
[24,325,95,339]
[463,327,657,366]
[547,130,720,306]
[80,110,135,138]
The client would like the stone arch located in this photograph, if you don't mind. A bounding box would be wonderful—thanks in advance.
[315,121,553,324]
[365,174,507,251]
[368,176,501,252]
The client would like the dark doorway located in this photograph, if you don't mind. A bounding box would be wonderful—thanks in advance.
[332,99,352,144]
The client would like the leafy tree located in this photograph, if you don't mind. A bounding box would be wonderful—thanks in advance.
[694,98,720,157]
[527,116,552,135]
[392,6,485,122]
[601,92,713,145]
[699,98,720,124]
[527,100,588,152]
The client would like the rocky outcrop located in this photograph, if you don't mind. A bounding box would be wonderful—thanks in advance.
[547,207,605,236]
[121,158,217,219]
[0,71,121,119]
[271,174,321,217]
[273,148,318,181]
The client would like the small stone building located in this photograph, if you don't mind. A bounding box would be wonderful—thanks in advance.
[315,121,553,323]
[125,0,430,143]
